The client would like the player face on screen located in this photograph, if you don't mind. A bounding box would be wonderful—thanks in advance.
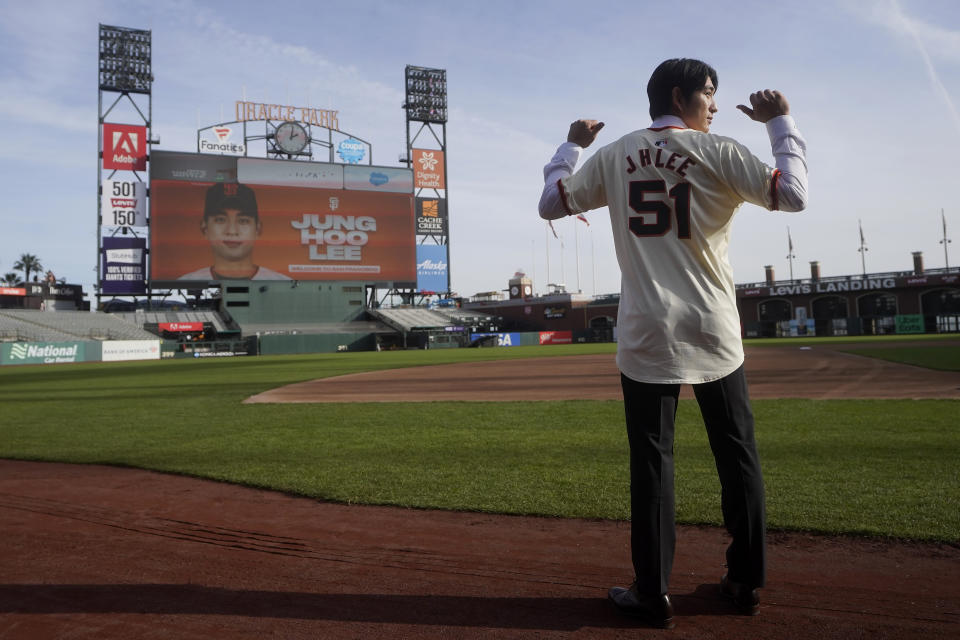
[202,208,261,265]
[674,75,718,133]
[199,183,263,279]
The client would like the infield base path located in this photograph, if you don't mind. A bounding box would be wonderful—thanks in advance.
[1,460,958,639]
[246,344,960,403]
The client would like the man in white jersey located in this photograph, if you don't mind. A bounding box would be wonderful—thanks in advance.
[539,58,807,628]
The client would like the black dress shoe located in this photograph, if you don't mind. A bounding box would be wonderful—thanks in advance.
[608,584,675,629]
[720,573,760,615]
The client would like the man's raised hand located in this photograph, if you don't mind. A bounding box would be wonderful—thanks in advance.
[736,90,790,123]
[567,119,605,148]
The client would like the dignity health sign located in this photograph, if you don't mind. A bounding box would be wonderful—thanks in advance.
[413,149,445,189]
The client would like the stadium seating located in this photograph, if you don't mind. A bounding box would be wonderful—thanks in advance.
[370,308,454,332]
[114,310,229,333]
[0,310,158,342]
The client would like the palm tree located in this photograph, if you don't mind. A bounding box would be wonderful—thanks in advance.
[2,272,19,286]
[13,253,42,283]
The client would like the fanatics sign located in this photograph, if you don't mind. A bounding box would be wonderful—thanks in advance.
[103,123,147,171]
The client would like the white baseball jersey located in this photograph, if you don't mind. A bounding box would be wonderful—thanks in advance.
[555,115,806,384]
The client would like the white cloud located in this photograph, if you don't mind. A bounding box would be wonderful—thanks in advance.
[855,0,960,62]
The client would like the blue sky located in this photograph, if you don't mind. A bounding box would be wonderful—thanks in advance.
[1,0,958,302]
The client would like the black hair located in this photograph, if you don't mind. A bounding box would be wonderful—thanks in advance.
[204,182,258,220]
[647,58,718,120]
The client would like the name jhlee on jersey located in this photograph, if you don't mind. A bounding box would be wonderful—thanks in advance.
[625,146,697,179]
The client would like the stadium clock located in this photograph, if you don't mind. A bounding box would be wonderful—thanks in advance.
[275,121,309,154]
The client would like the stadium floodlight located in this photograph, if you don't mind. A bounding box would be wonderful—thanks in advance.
[99,24,152,94]
[404,66,447,123]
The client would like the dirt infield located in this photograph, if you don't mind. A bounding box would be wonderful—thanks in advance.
[246,344,960,403]
[2,345,959,638]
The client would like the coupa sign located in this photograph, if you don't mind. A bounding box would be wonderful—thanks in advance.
[1,342,85,365]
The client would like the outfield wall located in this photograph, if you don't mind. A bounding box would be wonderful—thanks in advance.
[469,330,603,347]
[0,340,162,366]
[259,333,376,355]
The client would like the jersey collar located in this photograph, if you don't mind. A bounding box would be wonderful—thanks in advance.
[649,115,687,131]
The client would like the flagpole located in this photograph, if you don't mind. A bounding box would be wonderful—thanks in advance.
[941,208,952,271]
[786,226,795,281]
[560,233,565,290]
[858,219,868,276]
[531,239,537,297]
[574,218,581,292]
[545,223,550,292]
[591,231,596,296]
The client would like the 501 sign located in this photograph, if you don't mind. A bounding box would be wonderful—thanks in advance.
[102,179,147,227]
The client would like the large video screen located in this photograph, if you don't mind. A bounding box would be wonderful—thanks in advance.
[149,151,415,285]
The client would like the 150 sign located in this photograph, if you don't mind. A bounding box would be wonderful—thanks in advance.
[102,180,147,227]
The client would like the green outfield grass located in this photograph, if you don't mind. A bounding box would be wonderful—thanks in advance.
[840,346,960,371]
[0,343,957,542]
[743,333,960,347]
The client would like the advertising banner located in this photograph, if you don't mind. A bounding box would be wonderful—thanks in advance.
[416,197,447,235]
[102,179,147,227]
[102,237,147,295]
[539,331,573,345]
[152,151,237,183]
[0,287,25,296]
[343,165,413,193]
[1,341,86,365]
[470,332,522,347]
[103,123,147,171]
[895,314,924,334]
[159,322,203,332]
[336,137,366,164]
[238,157,343,189]
[199,125,247,156]
[150,154,415,284]
[101,340,161,362]
[416,244,448,293]
[413,149,445,189]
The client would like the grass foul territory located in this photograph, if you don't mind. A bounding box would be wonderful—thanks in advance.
[0,343,956,542]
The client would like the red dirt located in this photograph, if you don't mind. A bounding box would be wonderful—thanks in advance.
[2,344,958,639]
[245,345,960,403]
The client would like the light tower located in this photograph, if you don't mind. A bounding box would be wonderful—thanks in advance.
[97,24,154,307]
[403,66,449,301]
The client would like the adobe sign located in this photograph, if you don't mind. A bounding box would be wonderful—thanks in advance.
[103,123,147,171]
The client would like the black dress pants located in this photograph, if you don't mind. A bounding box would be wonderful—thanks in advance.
[620,365,766,596]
